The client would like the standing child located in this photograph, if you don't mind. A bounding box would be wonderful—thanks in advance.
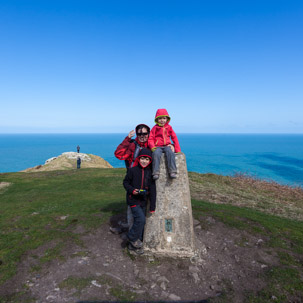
[123,148,156,254]
[148,108,181,180]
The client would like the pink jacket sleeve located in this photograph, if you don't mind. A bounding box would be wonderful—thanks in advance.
[170,127,181,153]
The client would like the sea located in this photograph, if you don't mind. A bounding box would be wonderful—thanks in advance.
[0,134,303,187]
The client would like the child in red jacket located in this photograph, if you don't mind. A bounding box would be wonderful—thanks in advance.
[148,109,181,180]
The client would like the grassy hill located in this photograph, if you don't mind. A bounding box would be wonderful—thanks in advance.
[0,168,303,302]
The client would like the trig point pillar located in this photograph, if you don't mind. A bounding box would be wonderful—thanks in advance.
[144,153,195,257]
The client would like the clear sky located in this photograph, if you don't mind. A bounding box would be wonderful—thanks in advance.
[1,0,302,133]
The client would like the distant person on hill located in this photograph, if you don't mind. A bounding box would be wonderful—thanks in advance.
[113,124,151,233]
[148,108,181,180]
[77,157,81,169]
[123,148,156,255]
[77,145,80,153]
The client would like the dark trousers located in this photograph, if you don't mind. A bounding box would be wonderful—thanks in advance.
[152,146,177,175]
[127,205,146,242]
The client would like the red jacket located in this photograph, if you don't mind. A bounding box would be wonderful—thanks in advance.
[114,137,149,167]
[148,109,181,153]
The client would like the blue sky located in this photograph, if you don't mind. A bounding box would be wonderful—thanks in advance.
[1,0,302,133]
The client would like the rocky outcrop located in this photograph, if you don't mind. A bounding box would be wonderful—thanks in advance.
[21,152,113,172]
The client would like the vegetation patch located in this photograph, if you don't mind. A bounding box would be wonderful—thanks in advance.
[59,276,92,295]
[189,172,303,221]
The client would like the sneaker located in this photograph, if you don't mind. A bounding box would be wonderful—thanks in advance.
[130,239,143,249]
[153,174,159,180]
[127,243,144,255]
[170,173,177,179]
[109,226,122,234]
[134,247,144,255]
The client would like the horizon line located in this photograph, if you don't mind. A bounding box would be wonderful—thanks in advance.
[1,132,303,135]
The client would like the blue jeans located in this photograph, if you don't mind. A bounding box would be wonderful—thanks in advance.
[152,146,177,175]
[127,205,146,242]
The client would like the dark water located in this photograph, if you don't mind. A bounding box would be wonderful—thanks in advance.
[0,134,302,187]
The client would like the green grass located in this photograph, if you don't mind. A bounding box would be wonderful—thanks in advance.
[1,168,303,302]
[0,168,126,284]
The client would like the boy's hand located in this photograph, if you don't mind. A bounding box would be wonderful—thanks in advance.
[168,144,175,152]
[133,189,139,195]
[128,130,135,138]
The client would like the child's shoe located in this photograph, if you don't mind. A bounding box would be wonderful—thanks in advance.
[170,172,177,179]
[130,239,143,249]
[153,174,159,180]
[127,243,144,255]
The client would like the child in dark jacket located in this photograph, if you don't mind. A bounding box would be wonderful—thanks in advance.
[123,148,156,254]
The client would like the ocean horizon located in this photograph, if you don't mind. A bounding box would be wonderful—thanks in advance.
[1,133,303,187]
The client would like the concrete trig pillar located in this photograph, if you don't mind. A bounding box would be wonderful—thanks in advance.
[144,153,195,257]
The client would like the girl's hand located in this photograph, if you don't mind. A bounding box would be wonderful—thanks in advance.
[128,130,135,138]
[168,144,175,152]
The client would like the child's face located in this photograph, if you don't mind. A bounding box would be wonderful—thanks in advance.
[139,156,151,167]
[157,116,168,126]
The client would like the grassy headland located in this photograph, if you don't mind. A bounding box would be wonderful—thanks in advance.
[0,168,303,302]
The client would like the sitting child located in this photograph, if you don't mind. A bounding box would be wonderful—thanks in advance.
[148,108,181,180]
[123,148,156,254]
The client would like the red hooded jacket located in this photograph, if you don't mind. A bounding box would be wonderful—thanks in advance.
[114,137,149,167]
[114,124,150,167]
[148,109,181,153]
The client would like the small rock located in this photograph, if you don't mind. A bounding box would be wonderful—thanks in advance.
[54,288,60,291]
[256,239,264,245]
[60,216,68,220]
[103,263,109,267]
[148,256,155,263]
[210,285,215,290]
[169,293,181,301]
[261,264,268,269]
[157,276,169,283]
[91,280,102,288]
[150,283,157,289]
[133,290,145,294]
[192,272,200,283]
[160,282,167,290]
[234,255,240,262]
[188,265,199,273]
[46,295,57,301]
[271,295,277,300]
[134,269,139,276]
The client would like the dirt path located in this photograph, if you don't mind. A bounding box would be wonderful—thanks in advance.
[0,212,279,303]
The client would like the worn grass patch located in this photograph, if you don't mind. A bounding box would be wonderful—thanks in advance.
[0,168,126,284]
[192,199,303,302]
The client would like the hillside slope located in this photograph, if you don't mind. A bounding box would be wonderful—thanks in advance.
[0,169,302,303]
